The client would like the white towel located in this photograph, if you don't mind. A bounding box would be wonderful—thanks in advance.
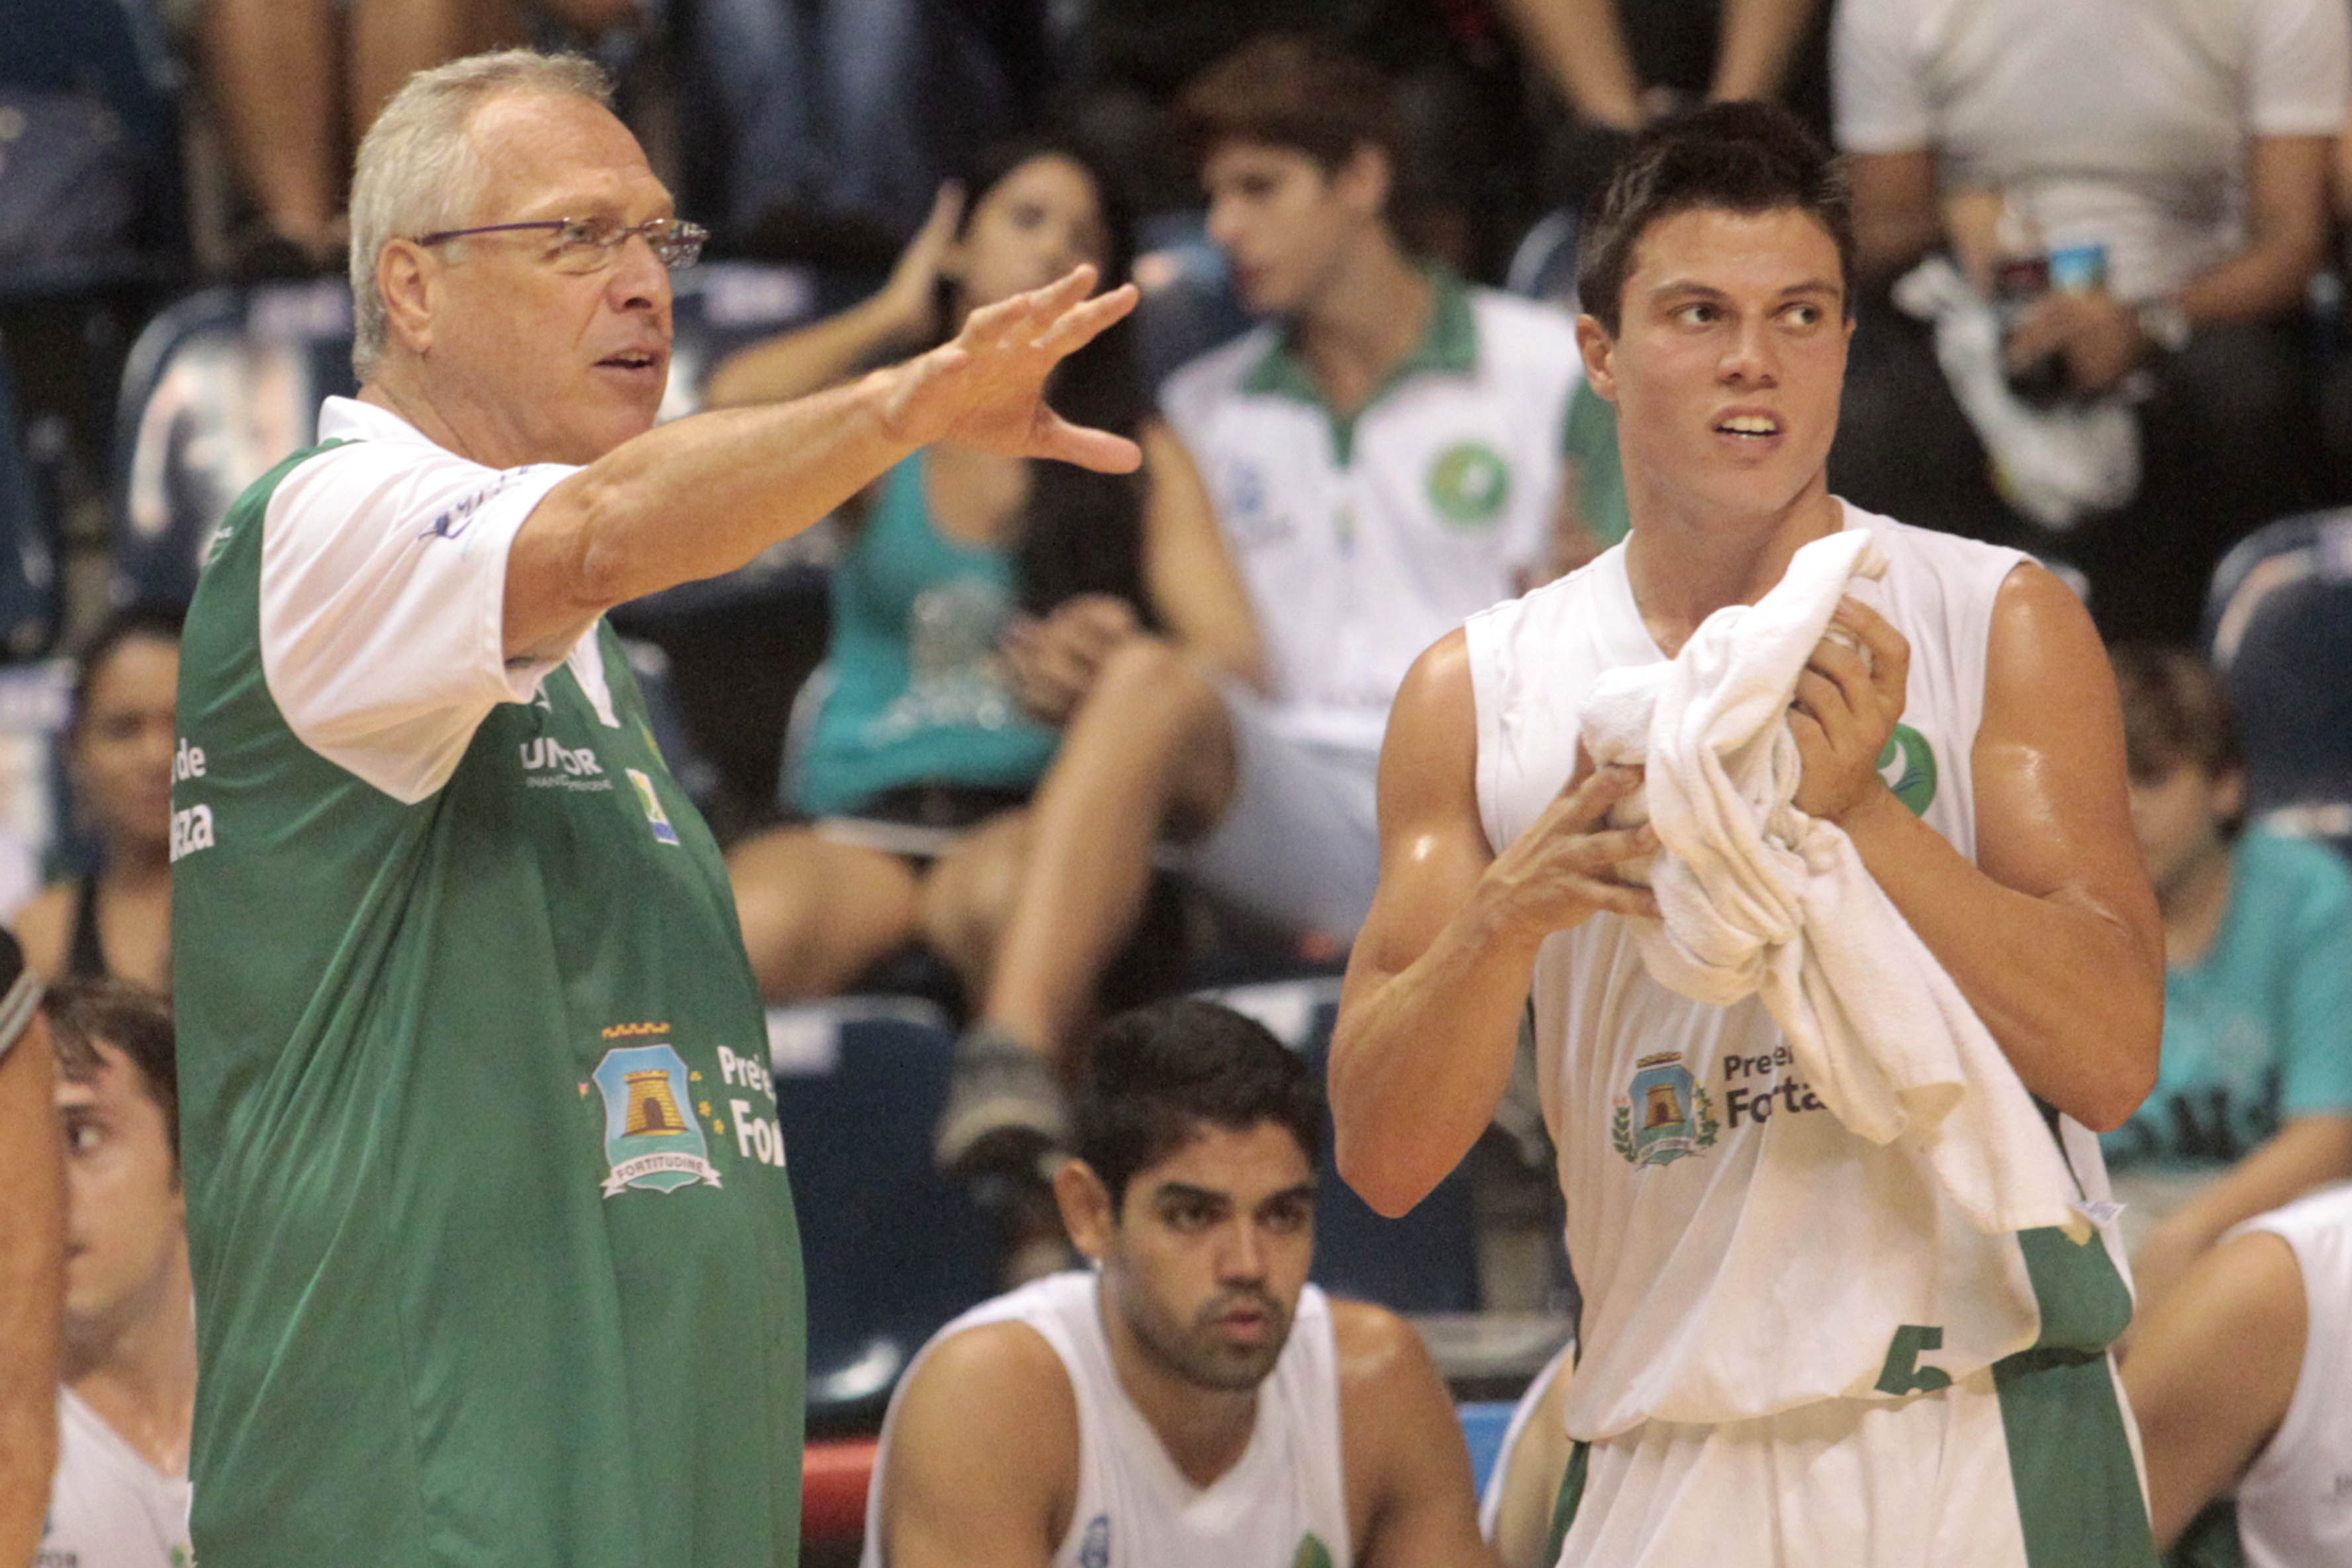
[1581,529,2088,1240]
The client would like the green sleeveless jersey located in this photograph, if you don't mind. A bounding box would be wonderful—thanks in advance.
[173,441,806,1566]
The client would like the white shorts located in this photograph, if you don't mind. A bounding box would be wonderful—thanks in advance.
[1173,687,1381,944]
[1553,1356,2156,1568]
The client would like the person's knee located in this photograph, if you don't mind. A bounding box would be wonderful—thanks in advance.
[1085,636,1222,732]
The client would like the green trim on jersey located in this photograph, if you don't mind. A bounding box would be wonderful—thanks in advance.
[1240,266,1479,464]
[2165,1501,2245,1568]
[1992,1354,2159,1567]
[173,438,806,1568]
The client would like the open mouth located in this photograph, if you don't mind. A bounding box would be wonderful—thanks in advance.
[1715,414,1781,441]
[597,350,660,372]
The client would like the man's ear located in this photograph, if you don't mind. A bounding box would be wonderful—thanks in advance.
[377,240,438,359]
[1055,1158,1116,1263]
[1334,142,1392,222]
[1577,313,1619,404]
[2214,765,2248,826]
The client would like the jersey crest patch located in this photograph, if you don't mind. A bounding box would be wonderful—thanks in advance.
[593,1042,723,1196]
[626,768,681,845]
[1426,441,1510,528]
[1612,1053,1719,1168]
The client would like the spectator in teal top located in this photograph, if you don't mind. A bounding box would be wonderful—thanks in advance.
[2103,644,2352,1318]
[712,139,1264,1006]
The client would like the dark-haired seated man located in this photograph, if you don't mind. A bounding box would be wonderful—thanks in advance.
[40,980,194,1568]
[863,998,1493,1568]
[1332,102,2163,1565]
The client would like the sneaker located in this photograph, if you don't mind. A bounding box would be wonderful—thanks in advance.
[934,1028,1070,1179]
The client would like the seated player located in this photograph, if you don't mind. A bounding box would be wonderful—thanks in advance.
[40,979,193,1567]
[938,35,1586,1175]
[2102,646,2352,1314]
[2122,1181,2352,1563]
[863,997,1494,1567]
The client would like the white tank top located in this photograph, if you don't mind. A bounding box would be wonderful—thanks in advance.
[1466,502,2130,1438]
[42,1385,193,1568]
[862,1272,1353,1568]
[2233,1183,2352,1568]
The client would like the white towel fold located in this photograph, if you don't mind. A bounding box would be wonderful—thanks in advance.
[1581,529,2088,1240]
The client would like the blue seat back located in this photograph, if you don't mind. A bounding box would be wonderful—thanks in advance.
[767,999,997,1432]
[0,346,59,658]
[2206,512,2352,846]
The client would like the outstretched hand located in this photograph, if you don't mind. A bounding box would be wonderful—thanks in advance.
[879,265,1142,473]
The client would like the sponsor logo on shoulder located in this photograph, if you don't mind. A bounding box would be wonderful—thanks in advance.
[421,471,522,541]
[520,737,612,791]
[1611,1052,1718,1168]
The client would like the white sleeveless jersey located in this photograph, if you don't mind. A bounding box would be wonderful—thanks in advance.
[1466,502,2131,1439]
[2233,1183,2352,1568]
[862,1272,1352,1568]
[41,1386,193,1567]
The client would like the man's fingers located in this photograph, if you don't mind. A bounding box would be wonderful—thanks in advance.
[1033,282,1139,356]
[1833,597,1910,707]
[1032,414,1143,473]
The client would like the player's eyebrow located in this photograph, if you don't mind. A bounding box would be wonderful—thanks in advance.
[1648,277,1842,305]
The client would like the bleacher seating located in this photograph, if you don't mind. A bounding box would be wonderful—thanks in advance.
[2205,511,2352,853]
[766,997,999,1434]
[0,343,59,659]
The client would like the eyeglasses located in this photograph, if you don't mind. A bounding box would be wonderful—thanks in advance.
[413,216,709,273]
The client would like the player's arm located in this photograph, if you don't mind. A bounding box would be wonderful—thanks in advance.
[870,1322,1075,1568]
[2121,1228,2306,1550]
[1335,1304,1497,1568]
[0,1015,61,1568]
[1794,565,2163,1130]
[503,267,1140,660]
[1330,633,1655,1218]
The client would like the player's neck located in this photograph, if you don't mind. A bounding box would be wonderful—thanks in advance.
[1290,236,1430,420]
[63,1247,196,1477]
[1622,477,1845,657]
[1101,1308,1261,1489]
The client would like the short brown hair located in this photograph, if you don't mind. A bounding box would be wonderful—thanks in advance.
[1171,34,1406,190]
[2110,644,2243,782]
[49,979,177,1163]
[1579,101,1855,336]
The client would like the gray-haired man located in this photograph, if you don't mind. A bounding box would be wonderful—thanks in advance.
[170,49,1136,1568]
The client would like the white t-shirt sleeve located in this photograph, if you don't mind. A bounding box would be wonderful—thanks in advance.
[259,439,578,803]
[2247,0,2352,138]
[1832,0,1934,154]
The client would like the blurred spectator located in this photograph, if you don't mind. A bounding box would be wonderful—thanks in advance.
[13,608,183,995]
[695,0,1051,256]
[196,0,646,274]
[1492,0,1828,209]
[714,140,1262,1004]
[1053,1,1529,276]
[39,979,192,1568]
[2104,646,2352,1316]
[0,930,58,1568]
[1830,0,2349,644]
[2122,1181,2352,1562]
[862,999,1492,1568]
[934,36,1585,1177]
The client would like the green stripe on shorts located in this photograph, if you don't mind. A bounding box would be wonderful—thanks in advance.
[1994,1226,2157,1567]
[1545,1440,1590,1568]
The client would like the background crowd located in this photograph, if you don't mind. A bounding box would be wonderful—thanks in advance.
[6,1,2352,1564]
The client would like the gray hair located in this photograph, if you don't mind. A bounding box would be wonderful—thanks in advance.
[348,50,614,379]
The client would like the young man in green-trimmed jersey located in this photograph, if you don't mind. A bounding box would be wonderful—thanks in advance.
[1332,104,2166,1565]
[169,49,1139,1568]
[938,34,1596,1179]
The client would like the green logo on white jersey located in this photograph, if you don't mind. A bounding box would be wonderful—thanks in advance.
[1877,724,1937,816]
[1426,442,1510,528]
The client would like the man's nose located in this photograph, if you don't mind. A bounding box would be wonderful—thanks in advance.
[1720,317,1779,384]
[609,234,671,311]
